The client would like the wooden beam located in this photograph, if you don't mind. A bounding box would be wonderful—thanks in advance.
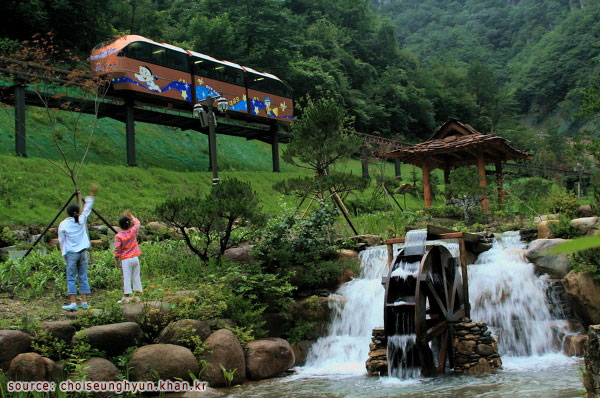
[423,163,432,207]
[477,150,489,212]
[444,162,451,202]
[459,237,470,318]
[495,159,504,206]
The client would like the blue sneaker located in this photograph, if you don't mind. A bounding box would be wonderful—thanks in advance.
[62,303,78,311]
[81,302,89,310]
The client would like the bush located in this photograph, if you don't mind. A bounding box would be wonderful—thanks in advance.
[426,206,463,219]
[571,247,600,280]
[548,216,580,239]
[545,191,579,217]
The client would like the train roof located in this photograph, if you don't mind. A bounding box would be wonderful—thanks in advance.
[242,66,283,82]
[91,35,187,58]
[187,50,244,70]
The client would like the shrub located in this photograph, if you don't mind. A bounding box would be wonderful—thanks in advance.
[549,216,579,239]
[571,247,600,280]
[545,191,579,217]
[426,206,463,219]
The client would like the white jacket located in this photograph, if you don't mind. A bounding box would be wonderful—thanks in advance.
[58,197,94,256]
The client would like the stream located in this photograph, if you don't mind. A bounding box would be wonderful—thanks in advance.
[226,233,583,397]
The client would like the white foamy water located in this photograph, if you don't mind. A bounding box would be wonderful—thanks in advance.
[301,246,387,376]
[469,231,570,356]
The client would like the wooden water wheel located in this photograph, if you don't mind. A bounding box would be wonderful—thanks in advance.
[383,232,468,377]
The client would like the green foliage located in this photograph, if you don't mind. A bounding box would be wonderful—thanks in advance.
[287,319,317,345]
[546,191,580,217]
[31,330,69,361]
[219,364,237,388]
[0,227,16,247]
[283,97,360,176]
[571,247,600,281]
[425,206,462,219]
[156,178,263,262]
[548,216,580,239]
[254,204,338,273]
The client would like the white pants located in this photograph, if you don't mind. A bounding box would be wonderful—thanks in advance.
[121,256,142,295]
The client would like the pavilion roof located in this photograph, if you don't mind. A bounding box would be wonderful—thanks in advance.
[387,119,530,169]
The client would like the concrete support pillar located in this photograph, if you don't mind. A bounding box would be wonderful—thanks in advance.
[125,99,136,166]
[271,123,280,172]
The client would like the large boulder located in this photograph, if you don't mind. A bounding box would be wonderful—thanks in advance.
[578,205,595,218]
[42,320,76,343]
[0,330,34,370]
[7,353,58,381]
[201,329,246,387]
[223,245,255,263]
[584,325,600,398]
[525,239,571,278]
[74,322,143,356]
[563,271,600,327]
[537,220,559,239]
[158,319,212,346]
[571,217,600,236]
[245,338,295,380]
[129,344,199,382]
[81,357,120,381]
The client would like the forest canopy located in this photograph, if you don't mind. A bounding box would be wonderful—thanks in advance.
[1,0,600,144]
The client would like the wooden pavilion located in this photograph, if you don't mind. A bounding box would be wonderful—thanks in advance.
[387,119,531,211]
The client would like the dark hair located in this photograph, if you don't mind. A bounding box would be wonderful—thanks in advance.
[119,216,132,230]
[67,203,80,224]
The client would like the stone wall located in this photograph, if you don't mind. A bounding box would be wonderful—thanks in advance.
[585,325,600,398]
[366,327,388,376]
[366,320,502,377]
[453,319,502,375]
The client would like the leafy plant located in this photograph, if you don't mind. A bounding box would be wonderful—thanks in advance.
[219,364,237,388]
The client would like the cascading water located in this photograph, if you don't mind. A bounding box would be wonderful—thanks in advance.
[302,230,571,379]
[302,246,387,375]
[468,231,570,356]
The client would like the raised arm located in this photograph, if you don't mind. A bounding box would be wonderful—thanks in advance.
[80,184,99,223]
[124,210,141,234]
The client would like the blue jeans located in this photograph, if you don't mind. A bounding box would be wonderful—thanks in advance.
[64,251,91,295]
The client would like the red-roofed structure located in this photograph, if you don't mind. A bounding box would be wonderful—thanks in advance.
[387,119,531,211]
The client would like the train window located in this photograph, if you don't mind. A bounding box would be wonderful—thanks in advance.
[246,73,291,97]
[123,42,151,62]
[193,58,243,85]
[165,49,189,72]
[150,46,166,66]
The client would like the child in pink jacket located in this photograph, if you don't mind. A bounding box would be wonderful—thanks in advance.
[114,210,142,303]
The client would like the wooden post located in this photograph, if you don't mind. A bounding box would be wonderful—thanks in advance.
[207,96,219,184]
[14,80,27,157]
[476,151,488,212]
[125,98,136,166]
[361,144,369,178]
[423,163,432,207]
[394,159,402,178]
[444,163,451,202]
[495,159,504,206]
[458,237,470,318]
[271,123,280,172]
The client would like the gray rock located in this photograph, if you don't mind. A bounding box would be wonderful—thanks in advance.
[291,340,313,367]
[42,320,76,343]
[129,344,199,382]
[74,322,143,356]
[570,217,600,236]
[525,239,571,278]
[0,330,34,370]
[563,271,600,327]
[223,245,255,263]
[201,329,246,387]
[8,353,58,381]
[577,205,594,218]
[245,338,295,380]
[158,319,212,346]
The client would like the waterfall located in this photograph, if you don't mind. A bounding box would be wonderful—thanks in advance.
[301,230,570,379]
[468,231,570,356]
[302,246,387,375]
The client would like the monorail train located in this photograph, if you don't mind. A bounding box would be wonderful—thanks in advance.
[90,35,293,122]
